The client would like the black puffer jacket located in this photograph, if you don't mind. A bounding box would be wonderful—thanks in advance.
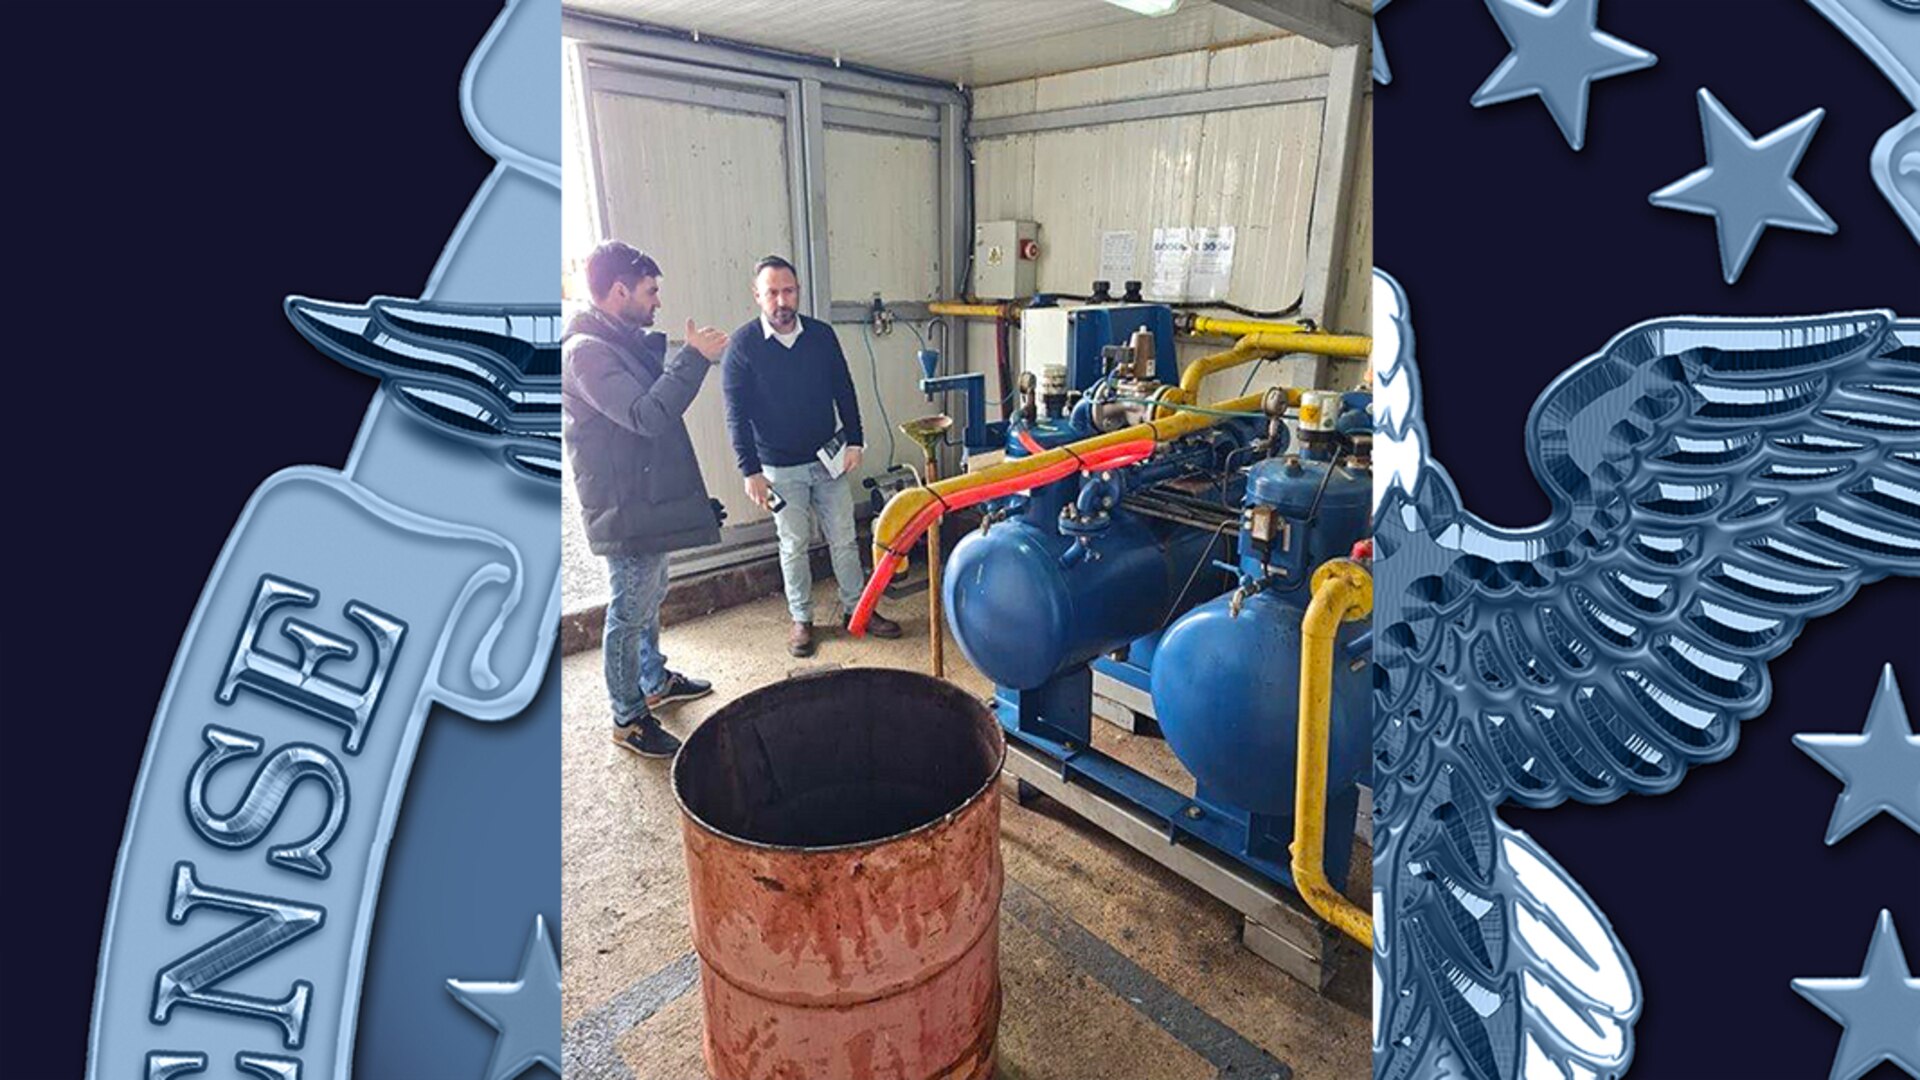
[562,307,720,556]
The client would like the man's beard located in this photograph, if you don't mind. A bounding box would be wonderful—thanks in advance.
[771,306,796,328]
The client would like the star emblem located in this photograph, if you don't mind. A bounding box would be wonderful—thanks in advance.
[1791,910,1920,1080]
[1649,88,1838,284]
[1470,0,1656,150]
[1793,664,1920,844]
[1374,0,1393,85]
[446,915,563,1080]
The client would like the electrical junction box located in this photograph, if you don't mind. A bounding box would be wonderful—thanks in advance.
[973,219,1039,300]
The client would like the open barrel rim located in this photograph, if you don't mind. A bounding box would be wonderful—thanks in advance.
[670,666,1008,855]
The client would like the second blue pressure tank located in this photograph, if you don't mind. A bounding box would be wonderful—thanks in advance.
[1149,589,1371,816]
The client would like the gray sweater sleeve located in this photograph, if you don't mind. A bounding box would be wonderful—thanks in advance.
[571,338,711,438]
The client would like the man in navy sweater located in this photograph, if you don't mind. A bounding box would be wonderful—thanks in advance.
[722,255,901,657]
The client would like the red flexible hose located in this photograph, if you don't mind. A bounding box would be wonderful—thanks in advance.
[1015,427,1046,455]
[850,438,1155,636]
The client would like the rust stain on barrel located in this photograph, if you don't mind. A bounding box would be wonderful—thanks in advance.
[673,669,1005,1080]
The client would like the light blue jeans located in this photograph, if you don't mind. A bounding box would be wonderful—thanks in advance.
[763,460,866,624]
[603,550,672,724]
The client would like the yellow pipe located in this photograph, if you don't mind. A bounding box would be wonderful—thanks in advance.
[1293,558,1374,950]
[1158,331,1368,420]
[1159,340,1311,418]
[1189,313,1368,351]
[871,392,1268,570]
[1240,330,1373,359]
[1188,315,1312,339]
[1173,341,1264,406]
[1188,316,1372,358]
[927,308,1371,361]
[928,300,1012,319]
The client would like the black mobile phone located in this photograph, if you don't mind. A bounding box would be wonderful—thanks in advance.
[767,490,788,513]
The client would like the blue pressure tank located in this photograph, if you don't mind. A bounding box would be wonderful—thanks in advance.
[1242,455,1372,585]
[1150,451,1373,816]
[945,514,1207,691]
[1149,592,1370,815]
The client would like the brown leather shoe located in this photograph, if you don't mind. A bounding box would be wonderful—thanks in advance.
[861,611,902,639]
[788,620,816,657]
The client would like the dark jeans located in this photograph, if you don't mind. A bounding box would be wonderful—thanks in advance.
[603,550,671,723]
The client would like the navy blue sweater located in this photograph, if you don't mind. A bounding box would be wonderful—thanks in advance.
[721,314,864,476]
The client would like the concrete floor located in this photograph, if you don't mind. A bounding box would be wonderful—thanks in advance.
[560,581,1372,1080]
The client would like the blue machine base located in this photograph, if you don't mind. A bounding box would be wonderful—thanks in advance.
[993,669,1358,896]
[1091,648,1155,700]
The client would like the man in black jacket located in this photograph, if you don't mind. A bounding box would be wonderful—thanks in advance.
[722,256,901,657]
[562,241,729,758]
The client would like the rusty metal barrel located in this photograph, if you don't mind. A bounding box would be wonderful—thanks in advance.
[672,668,1006,1080]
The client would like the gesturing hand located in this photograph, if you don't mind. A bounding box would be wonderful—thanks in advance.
[685,318,730,362]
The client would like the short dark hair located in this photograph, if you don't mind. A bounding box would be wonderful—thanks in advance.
[752,254,798,281]
[586,241,661,300]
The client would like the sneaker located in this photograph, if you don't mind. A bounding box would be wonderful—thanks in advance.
[613,716,682,759]
[647,671,712,710]
[788,620,816,658]
[861,611,903,639]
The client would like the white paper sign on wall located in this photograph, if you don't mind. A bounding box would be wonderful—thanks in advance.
[1148,227,1192,301]
[1099,230,1138,285]
[1188,226,1236,302]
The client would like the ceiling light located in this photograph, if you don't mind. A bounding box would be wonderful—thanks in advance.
[1101,0,1184,16]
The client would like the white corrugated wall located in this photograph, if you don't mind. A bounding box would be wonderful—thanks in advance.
[1334,94,1373,339]
[572,72,947,529]
[965,36,1371,405]
[823,126,945,479]
[586,92,796,526]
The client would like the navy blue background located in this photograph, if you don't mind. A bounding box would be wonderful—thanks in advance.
[9,2,500,1074]
[1377,2,1918,1077]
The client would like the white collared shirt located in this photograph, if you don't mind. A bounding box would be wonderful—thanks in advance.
[759,312,804,349]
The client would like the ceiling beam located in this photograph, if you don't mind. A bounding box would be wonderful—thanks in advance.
[1212,0,1370,47]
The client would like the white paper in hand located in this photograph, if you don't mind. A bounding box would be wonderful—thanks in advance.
[816,429,849,477]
